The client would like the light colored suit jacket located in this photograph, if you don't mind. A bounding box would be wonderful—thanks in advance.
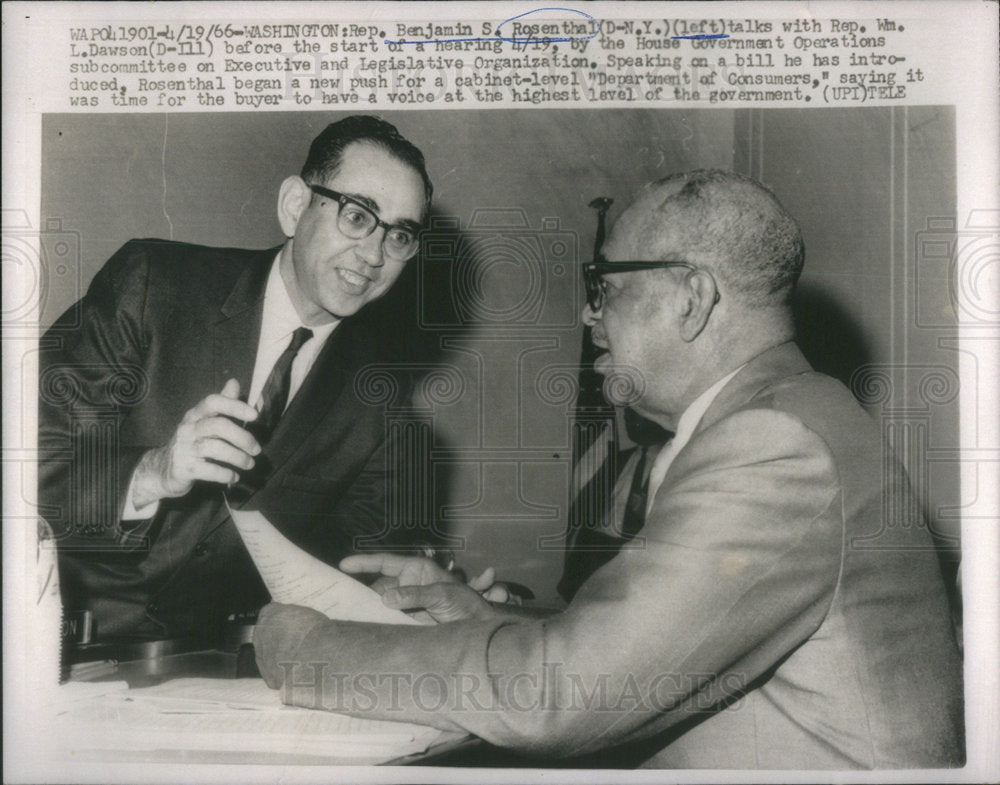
[255,342,963,768]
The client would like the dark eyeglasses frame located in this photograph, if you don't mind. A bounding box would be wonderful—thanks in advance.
[583,259,721,312]
[308,184,420,261]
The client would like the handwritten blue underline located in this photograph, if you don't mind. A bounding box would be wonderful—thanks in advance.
[384,8,730,47]
[386,7,600,46]
[385,35,592,45]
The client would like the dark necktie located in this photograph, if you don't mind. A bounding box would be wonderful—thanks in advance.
[621,445,651,538]
[557,443,647,602]
[229,327,313,507]
[252,326,313,445]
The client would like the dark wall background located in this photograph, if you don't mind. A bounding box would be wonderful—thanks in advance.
[40,107,957,606]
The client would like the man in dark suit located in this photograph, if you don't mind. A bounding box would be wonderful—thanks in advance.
[255,169,964,768]
[39,115,437,641]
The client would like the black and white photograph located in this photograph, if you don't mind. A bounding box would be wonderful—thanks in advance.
[4,2,998,782]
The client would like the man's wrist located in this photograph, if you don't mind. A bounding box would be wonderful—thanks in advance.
[128,447,170,511]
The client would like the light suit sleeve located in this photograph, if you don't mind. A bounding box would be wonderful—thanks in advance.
[255,408,843,758]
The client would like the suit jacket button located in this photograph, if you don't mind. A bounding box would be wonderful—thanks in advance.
[146,601,158,614]
[194,543,209,556]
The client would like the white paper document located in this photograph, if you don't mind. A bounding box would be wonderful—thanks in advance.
[53,677,450,764]
[225,500,428,625]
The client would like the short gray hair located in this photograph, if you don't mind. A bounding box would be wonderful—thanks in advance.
[649,169,804,306]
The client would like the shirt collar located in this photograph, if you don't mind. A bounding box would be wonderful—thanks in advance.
[261,254,339,347]
[670,363,747,456]
[644,362,749,517]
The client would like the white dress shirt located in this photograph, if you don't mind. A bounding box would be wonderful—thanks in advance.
[246,256,339,410]
[646,364,746,516]
[123,256,338,519]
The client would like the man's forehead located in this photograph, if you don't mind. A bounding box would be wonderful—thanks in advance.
[324,141,424,221]
[603,194,689,262]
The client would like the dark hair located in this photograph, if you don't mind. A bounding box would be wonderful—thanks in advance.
[300,115,433,207]
[652,169,805,306]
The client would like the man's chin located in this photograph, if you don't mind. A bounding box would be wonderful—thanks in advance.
[317,290,367,321]
[593,352,612,374]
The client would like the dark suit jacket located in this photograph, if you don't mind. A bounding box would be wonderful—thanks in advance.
[255,341,964,769]
[39,239,425,640]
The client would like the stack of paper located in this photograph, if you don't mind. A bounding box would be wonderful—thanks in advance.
[53,677,451,764]
[53,508,450,764]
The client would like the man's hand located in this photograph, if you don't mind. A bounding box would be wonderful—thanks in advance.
[131,378,261,508]
[467,566,517,604]
[341,552,458,591]
[382,581,496,623]
[340,553,513,623]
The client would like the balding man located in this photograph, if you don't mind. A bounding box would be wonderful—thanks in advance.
[254,170,964,769]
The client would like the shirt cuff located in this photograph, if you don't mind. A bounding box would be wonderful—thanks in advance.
[122,470,160,520]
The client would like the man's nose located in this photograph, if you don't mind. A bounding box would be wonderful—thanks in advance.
[582,303,601,327]
[355,228,386,267]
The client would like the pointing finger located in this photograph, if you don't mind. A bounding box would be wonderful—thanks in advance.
[221,378,241,400]
[467,567,496,592]
[340,553,412,577]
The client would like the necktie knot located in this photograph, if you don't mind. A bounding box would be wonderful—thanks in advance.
[288,326,313,354]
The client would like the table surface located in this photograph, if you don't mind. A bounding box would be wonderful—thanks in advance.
[65,647,477,766]
[66,647,611,767]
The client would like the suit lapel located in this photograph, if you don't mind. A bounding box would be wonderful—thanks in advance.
[204,249,276,531]
[642,342,813,511]
[213,249,275,396]
[206,315,379,528]
[260,318,364,476]
[695,341,813,438]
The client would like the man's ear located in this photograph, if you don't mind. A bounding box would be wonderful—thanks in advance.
[277,176,310,237]
[678,269,719,342]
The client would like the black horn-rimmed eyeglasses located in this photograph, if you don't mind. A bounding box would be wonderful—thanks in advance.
[308,184,420,262]
[583,259,721,312]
